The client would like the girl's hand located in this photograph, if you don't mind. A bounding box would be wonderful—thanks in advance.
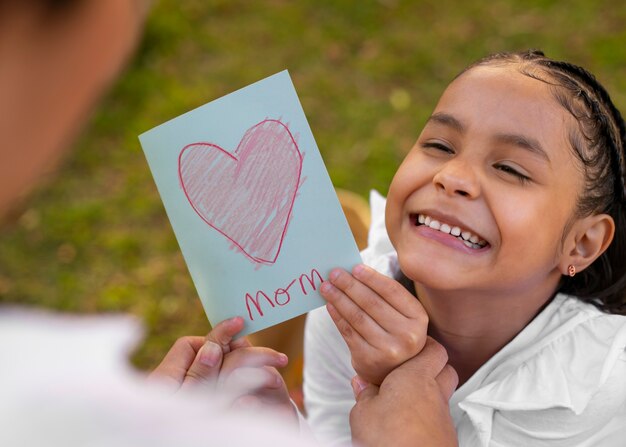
[320,264,428,385]
[149,317,296,422]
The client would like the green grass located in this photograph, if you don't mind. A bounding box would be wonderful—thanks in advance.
[1,0,626,369]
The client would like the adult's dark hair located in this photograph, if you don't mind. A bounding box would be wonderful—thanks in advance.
[463,49,626,315]
[0,0,81,18]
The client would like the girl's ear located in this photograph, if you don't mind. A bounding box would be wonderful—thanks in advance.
[560,214,615,275]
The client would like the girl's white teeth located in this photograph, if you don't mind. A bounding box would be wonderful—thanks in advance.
[416,213,487,249]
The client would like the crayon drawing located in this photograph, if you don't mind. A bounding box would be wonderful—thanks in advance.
[140,71,361,335]
[178,119,302,265]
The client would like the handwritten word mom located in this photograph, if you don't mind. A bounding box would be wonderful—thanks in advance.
[245,269,324,321]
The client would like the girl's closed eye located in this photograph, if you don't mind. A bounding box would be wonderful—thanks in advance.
[421,139,534,185]
[420,141,455,155]
[494,162,532,184]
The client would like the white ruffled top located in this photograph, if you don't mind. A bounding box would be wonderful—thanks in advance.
[303,191,626,446]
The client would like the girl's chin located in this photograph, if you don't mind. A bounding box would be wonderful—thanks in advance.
[396,254,469,291]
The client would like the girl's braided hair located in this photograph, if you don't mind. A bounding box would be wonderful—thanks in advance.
[464,50,626,314]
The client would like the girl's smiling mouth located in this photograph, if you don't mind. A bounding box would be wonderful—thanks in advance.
[409,212,490,250]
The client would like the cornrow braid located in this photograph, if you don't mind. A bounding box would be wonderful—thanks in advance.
[537,59,626,205]
[462,50,626,315]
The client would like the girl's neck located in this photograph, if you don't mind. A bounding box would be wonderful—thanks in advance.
[414,282,557,387]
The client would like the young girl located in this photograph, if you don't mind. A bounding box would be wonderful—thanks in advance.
[304,50,626,446]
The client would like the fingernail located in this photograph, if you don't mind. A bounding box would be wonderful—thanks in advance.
[329,269,341,281]
[228,316,244,325]
[353,264,365,277]
[351,375,367,397]
[199,341,221,368]
[273,374,283,388]
[320,281,334,294]
[278,353,288,366]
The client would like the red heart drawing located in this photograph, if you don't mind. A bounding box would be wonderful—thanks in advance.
[178,119,302,265]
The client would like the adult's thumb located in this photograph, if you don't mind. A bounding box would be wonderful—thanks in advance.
[352,375,377,401]
[181,340,223,391]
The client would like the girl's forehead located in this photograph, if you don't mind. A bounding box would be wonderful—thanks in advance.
[441,65,557,110]
[434,65,575,144]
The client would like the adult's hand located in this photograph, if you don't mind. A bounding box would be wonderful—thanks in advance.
[148,317,247,393]
[349,337,459,447]
[148,317,294,423]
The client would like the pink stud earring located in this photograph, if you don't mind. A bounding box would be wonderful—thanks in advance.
[568,265,576,277]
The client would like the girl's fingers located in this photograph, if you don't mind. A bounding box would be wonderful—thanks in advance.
[321,279,389,342]
[325,268,406,332]
[352,264,427,320]
[326,302,371,355]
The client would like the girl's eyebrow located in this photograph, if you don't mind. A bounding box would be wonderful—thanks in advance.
[494,133,551,163]
[427,112,551,163]
[427,112,465,133]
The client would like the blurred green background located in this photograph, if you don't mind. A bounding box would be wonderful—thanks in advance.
[1,0,625,369]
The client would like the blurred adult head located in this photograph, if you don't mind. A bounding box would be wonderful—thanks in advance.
[0,0,147,220]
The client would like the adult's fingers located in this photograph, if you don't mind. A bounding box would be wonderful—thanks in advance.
[352,375,377,401]
[219,366,283,399]
[180,316,247,391]
[228,369,297,424]
[180,340,224,391]
[148,336,205,392]
[397,337,449,378]
[205,316,246,355]
[435,364,459,401]
[230,335,253,350]
[218,346,288,378]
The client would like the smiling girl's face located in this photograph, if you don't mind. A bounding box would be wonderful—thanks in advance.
[386,65,586,298]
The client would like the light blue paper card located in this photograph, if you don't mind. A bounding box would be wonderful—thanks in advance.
[139,71,362,335]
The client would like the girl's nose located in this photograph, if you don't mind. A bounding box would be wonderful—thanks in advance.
[432,160,480,198]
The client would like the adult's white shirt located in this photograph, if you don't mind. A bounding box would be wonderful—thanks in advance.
[0,307,315,447]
